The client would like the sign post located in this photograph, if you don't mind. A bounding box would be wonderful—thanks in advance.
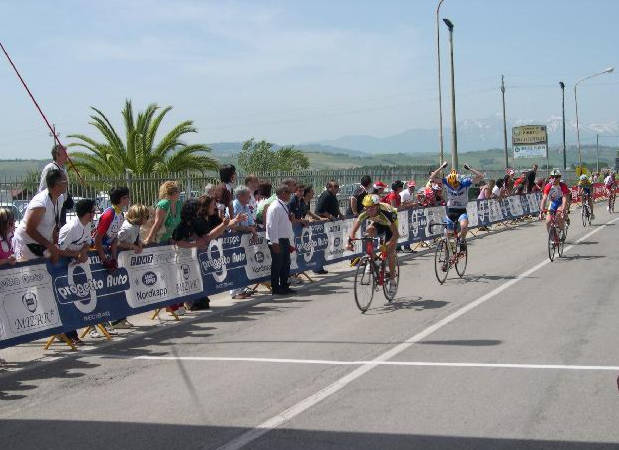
[512,125,549,173]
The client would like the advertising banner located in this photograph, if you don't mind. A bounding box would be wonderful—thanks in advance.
[513,125,548,159]
[0,193,542,350]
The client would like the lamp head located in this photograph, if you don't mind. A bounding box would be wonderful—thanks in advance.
[559,81,565,89]
[442,18,454,30]
[604,67,614,73]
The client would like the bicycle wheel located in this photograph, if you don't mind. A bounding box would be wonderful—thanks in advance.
[611,194,616,213]
[558,228,566,257]
[434,239,449,284]
[455,240,468,278]
[581,204,588,227]
[383,254,400,302]
[354,257,375,313]
[547,227,557,262]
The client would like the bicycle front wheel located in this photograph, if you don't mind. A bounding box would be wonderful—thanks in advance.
[434,239,449,284]
[558,228,566,257]
[383,255,400,302]
[455,241,468,278]
[548,227,557,262]
[581,204,588,227]
[354,258,375,313]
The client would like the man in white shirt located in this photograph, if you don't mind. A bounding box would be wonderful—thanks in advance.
[38,144,73,226]
[399,180,417,207]
[266,184,295,295]
[13,169,66,262]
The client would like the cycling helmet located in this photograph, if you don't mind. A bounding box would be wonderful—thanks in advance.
[361,193,380,207]
[446,169,459,188]
[549,168,562,177]
[579,174,588,181]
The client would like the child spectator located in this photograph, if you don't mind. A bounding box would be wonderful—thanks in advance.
[0,207,16,266]
[118,204,149,254]
[94,187,130,272]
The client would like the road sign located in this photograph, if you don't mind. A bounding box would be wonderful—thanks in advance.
[512,125,548,159]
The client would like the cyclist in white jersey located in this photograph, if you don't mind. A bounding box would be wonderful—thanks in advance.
[428,162,484,250]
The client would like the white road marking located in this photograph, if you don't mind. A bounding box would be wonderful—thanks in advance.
[215,216,619,450]
[136,355,619,371]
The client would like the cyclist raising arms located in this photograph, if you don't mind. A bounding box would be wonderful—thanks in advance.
[539,169,569,234]
[347,194,399,280]
[577,173,594,220]
[428,162,484,251]
[604,170,616,211]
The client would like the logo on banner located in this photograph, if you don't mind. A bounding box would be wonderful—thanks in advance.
[180,264,190,281]
[142,271,158,286]
[254,251,265,263]
[201,239,228,283]
[22,292,38,313]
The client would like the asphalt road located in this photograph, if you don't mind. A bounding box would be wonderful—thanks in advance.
[1,207,618,450]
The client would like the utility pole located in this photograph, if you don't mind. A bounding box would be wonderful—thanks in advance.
[49,123,58,148]
[436,0,446,165]
[596,134,600,173]
[501,75,508,169]
[559,82,566,170]
[443,18,458,170]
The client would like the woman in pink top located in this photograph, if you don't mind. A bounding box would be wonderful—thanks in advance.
[0,208,16,266]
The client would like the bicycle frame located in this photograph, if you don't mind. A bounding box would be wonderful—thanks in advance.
[353,237,387,286]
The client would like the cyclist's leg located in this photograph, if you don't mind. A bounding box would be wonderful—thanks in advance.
[378,225,396,280]
[458,213,469,240]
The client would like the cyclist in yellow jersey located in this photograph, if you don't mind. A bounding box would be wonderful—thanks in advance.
[347,194,399,280]
[577,174,595,220]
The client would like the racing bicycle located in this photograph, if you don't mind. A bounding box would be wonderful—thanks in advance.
[581,193,592,227]
[351,236,400,313]
[542,209,565,261]
[609,186,616,213]
[430,220,467,284]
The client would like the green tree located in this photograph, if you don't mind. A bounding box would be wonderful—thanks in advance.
[237,138,309,172]
[68,100,218,176]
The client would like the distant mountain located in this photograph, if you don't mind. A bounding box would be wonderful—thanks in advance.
[309,116,619,154]
[207,141,365,157]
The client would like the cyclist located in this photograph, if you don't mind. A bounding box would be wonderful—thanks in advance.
[539,169,569,235]
[346,194,399,281]
[604,170,616,211]
[577,173,594,220]
[427,162,484,251]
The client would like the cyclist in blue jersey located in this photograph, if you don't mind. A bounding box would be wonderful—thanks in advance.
[428,162,484,251]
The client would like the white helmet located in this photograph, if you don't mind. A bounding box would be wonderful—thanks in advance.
[579,174,588,181]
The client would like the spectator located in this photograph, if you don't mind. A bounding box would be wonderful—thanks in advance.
[266,184,295,295]
[13,168,66,263]
[503,168,515,195]
[56,198,96,345]
[289,184,309,226]
[145,181,182,245]
[347,175,371,216]
[257,178,297,226]
[94,186,130,272]
[514,172,526,194]
[38,144,73,227]
[526,164,538,193]
[302,186,325,221]
[255,181,273,224]
[118,204,149,254]
[172,199,209,249]
[532,178,545,193]
[371,181,387,196]
[215,164,237,219]
[145,181,184,316]
[244,175,260,221]
[400,180,417,208]
[492,179,505,198]
[478,181,491,200]
[229,186,256,238]
[382,180,404,209]
[0,208,16,266]
[314,180,341,275]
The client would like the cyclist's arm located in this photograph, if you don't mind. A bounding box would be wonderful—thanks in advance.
[467,166,484,184]
[428,163,447,184]
[348,218,362,242]
[350,196,358,215]
[387,221,399,246]
[539,193,548,213]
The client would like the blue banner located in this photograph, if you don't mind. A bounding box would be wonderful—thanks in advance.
[0,193,541,349]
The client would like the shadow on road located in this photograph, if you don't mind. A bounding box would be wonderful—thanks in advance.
[0,419,617,450]
[366,298,449,315]
[574,241,598,245]
[418,339,502,346]
[560,254,606,261]
[463,274,533,283]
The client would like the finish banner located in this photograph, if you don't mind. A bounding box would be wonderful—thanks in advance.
[0,193,541,349]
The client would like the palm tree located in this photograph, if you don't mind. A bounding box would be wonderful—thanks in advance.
[68,100,218,177]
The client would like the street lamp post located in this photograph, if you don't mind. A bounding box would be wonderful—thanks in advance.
[443,18,458,170]
[574,67,614,169]
[436,0,446,165]
[559,82,566,170]
[596,134,600,173]
[501,75,508,169]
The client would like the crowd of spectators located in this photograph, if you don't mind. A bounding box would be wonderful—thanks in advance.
[1,145,616,350]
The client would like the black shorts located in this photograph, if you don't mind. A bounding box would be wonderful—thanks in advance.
[446,208,468,223]
[370,222,393,242]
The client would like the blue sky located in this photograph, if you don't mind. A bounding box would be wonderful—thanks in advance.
[1,0,618,158]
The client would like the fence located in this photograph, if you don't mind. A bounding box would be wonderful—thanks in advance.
[0,165,596,222]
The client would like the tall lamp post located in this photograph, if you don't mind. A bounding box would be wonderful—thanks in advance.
[574,67,614,169]
[559,82,566,170]
[436,0,446,165]
[501,75,508,169]
[443,18,458,170]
